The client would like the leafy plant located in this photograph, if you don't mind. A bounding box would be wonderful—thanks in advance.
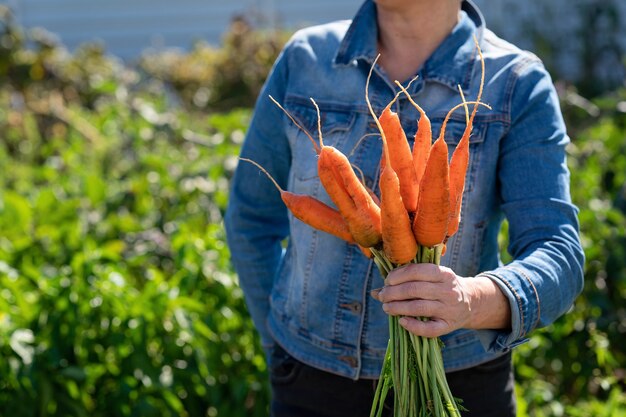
[507,88,626,416]
[0,4,625,416]
[140,16,290,112]
[0,9,268,414]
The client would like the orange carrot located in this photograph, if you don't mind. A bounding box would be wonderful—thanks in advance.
[352,163,381,206]
[446,91,471,239]
[269,95,382,248]
[379,165,418,263]
[412,133,450,247]
[240,158,356,244]
[447,39,486,238]
[379,104,419,213]
[366,56,417,263]
[319,147,382,247]
[394,81,432,191]
[413,96,489,247]
[360,246,373,259]
[397,82,489,246]
[309,99,382,248]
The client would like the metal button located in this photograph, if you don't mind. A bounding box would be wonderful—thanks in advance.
[338,356,358,367]
[340,301,362,313]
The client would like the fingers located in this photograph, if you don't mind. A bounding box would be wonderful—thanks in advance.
[384,263,445,286]
[382,299,443,318]
[370,264,459,304]
[371,281,443,303]
[370,263,471,338]
[398,317,450,338]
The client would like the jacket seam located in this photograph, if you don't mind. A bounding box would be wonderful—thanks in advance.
[503,55,543,129]
[300,182,323,325]
[480,272,525,341]
[333,245,354,342]
[510,266,541,330]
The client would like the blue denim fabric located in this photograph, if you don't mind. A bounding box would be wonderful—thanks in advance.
[224,0,584,379]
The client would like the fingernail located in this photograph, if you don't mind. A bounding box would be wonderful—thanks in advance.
[370,287,383,299]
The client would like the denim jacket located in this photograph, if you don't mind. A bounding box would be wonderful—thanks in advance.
[225,0,584,379]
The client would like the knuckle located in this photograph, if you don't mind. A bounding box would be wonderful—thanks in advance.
[407,281,422,297]
[443,287,458,301]
[404,318,422,334]
[415,301,429,316]
[420,301,437,317]
[443,271,456,283]
[404,263,421,275]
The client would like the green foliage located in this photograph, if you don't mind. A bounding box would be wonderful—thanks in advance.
[506,88,626,416]
[0,101,267,415]
[0,7,268,416]
[139,17,290,112]
[1,4,626,416]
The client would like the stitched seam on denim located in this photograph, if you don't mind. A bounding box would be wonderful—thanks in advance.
[449,233,460,272]
[333,244,354,342]
[461,45,478,92]
[354,253,375,376]
[503,55,542,126]
[299,180,323,326]
[429,119,487,145]
[286,93,405,119]
[300,230,316,327]
[285,94,357,114]
[334,26,354,63]
[333,2,372,66]
[283,97,358,137]
[280,314,357,351]
[511,266,541,330]
[479,272,525,341]
[469,221,487,273]
[463,123,486,193]
[430,111,509,124]
[351,120,378,188]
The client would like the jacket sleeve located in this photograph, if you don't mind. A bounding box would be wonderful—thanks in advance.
[476,58,585,352]
[224,44,292,351]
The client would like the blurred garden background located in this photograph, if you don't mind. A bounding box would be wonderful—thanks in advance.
[0,1,625,416]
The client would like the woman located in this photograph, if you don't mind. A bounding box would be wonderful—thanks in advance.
[225,0,584,416]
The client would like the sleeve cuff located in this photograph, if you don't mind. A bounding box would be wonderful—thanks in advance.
[474,272,529,352]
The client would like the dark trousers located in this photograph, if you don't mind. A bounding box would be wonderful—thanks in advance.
[269,345,516,417]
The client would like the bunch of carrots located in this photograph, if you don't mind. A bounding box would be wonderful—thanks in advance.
[243,41,487,417]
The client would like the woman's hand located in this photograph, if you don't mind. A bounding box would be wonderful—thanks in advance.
[371,263,511,338]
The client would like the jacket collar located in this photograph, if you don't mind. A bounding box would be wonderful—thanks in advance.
[333,0,486,91]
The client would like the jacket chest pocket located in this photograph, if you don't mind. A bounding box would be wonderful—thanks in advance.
[283,97,358,192]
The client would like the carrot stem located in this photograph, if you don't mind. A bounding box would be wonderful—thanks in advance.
[369,246,461,417]
[365,55,391,169]
[310,98,324,147]
[239,157,283,192]
[269,95,320,154]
